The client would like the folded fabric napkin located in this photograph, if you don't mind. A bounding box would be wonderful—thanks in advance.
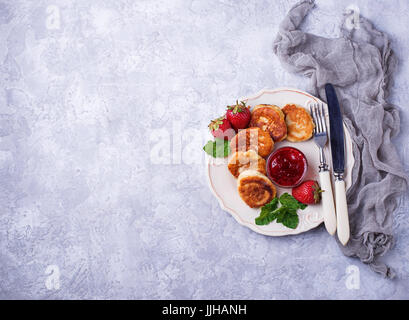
[273,0,408,278]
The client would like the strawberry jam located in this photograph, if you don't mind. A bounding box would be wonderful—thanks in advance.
[266,147,308,187]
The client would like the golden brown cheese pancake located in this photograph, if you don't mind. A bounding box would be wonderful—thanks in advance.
[282,104,314,142]
[227,150,266,178]
[237,170,277,208]
[230,127,274,158]
[250,104,287,142]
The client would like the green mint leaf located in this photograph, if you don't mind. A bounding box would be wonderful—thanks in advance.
[255,198,278,225]
[274,206,289,224]
[279,193,308,210]
[214,138,231,158]
[262,197,279,213]
[203,140,216,157]
[255,195,301,229]
[273,206,299,229]
[255,210,276,225]
[203,138,231,158]
[281,208,299,229]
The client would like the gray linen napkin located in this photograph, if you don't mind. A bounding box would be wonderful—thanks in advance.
[273,0,408,278]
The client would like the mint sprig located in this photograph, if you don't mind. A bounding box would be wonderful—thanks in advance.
[255,193,307,229]
[255,198,279,225]
[203,138,230,158]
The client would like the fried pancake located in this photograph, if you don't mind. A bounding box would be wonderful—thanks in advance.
[282,104,314,142]
[250,104,287,142]
[230,127,274,158]
[227,150,266,178]
[237,170,277,208]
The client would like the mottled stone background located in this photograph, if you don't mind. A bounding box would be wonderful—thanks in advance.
[1,0,408,299]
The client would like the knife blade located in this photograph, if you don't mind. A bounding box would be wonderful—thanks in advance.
[325,84,345,174]
[325,83,350,246]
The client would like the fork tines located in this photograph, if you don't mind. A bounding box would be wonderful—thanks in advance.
[309,101,327,135]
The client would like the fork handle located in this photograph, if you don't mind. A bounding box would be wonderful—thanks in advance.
[319,170,337,236]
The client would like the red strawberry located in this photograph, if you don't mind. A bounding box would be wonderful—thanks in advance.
[226,100,251,131]
[292,180,322,205]
[208,115,235,140]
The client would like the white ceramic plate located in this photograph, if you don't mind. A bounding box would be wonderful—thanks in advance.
[206,88,354,236]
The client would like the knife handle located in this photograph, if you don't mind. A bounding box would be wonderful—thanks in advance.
[319,170,337,236]
[335,179,350,246]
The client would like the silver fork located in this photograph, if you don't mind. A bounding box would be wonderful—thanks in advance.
[309,101,337,236]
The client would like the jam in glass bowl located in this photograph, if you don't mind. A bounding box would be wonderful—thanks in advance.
[266,146,308,188]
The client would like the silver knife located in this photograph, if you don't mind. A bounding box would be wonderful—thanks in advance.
[325,83,350,246]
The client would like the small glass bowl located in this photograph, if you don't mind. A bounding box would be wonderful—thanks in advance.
[266,146,308,188]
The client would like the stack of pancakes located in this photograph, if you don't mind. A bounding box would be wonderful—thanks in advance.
[227,103,314,208]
